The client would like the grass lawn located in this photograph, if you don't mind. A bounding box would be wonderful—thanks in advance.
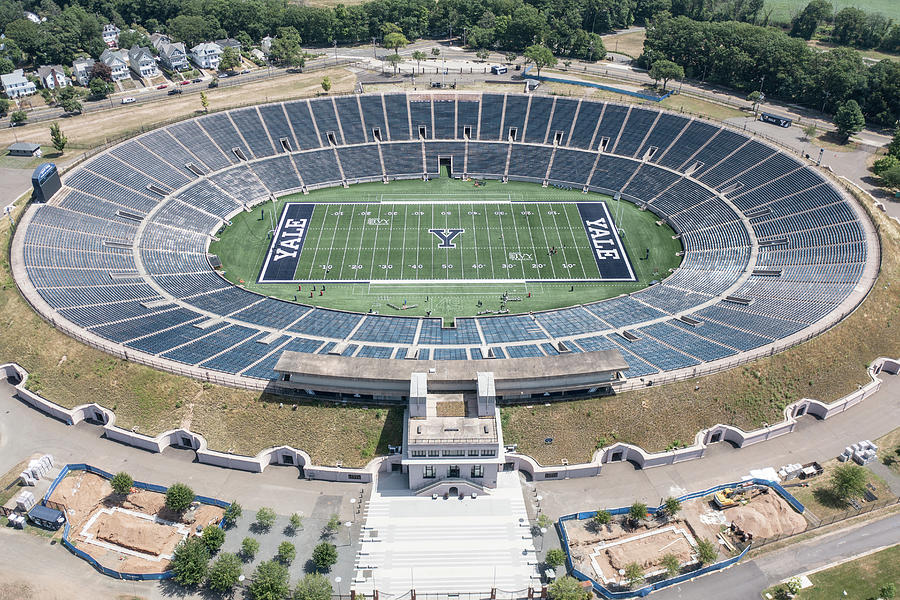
[211,178,682,319]
[809,39,899,63]
[876,428,900,476]
[787,459,894,522]
[601,30,647,58]
[0,147,61,170]
[765,0,900,23]
[763,544,900,599]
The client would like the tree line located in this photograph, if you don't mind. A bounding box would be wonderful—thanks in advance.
[789,0,900,52]
[640,13,900,126]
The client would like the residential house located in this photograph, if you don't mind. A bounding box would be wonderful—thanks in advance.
[72,57,95,86]
[99,48,130,81]
[190,42,222,70]
[250,48,265,62]
[102,24,120,48]
[261,36,273,55]
[216,38,242,53]
[154,38,189,71]
[36,65,69,90]
[1,69,37,98]
[127,45,158,78]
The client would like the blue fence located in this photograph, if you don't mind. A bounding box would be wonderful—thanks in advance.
[521,66,675,102]
[42,464,231,581]
[556,479,804,599]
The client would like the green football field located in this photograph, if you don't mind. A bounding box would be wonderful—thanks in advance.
[210,177,683,320]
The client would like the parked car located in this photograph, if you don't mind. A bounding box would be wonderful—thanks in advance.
[167,88,182,95]
[240,69,250,74]
[192,78,202,83]
[218,72,229,78]
[156,84,168,89]
[121,97,135,104]
[180,80,190,85]
[208,79,219,88]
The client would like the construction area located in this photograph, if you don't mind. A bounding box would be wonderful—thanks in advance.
[48,471,224,574]
[563,485,808,589]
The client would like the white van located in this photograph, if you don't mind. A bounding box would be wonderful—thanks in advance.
[121,97,136,104]
[490,65,508,75]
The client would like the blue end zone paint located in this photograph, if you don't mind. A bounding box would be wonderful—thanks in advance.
[258,203,315,283]
[577,202,636,281]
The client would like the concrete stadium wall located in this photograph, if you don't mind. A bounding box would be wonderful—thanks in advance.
[3,355,895,482]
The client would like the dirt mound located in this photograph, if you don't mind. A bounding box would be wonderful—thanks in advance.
[604,530,694,571]
[93,511,184,556]
[729,493,807,538]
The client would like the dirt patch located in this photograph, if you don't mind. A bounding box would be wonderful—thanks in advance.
[604,528,695,572]
[727,491,807,538]
[48,471,224,574]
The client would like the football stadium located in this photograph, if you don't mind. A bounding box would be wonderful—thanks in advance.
[11,92,879,398]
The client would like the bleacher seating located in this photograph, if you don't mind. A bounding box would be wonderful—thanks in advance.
[15,92,869,382]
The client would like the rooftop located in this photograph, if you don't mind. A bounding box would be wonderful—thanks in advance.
[408,394,497,445]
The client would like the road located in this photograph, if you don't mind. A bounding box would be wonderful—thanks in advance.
[652,512,900,599]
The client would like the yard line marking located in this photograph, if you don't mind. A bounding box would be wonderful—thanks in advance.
[399,203,408,279]
[429,204,435,280]
[351,203,368,281]
[535,203,560,279]
[562,203,591,279]
[508,205,528,280]
[367,203,383,278]
[482,207,496,279]
[415,208,421,281]
[304,204,331,280]
[321,203,344,280]
[470,203,480,279]
[548,203,574,279]
[337,204,356,281]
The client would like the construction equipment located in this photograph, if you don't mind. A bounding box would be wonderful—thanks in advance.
[712,483,763,509]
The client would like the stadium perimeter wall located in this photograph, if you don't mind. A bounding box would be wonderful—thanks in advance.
[4,357,896,482]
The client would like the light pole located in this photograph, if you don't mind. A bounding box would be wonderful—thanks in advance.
[344,521,353,546]
[334,40,338,65]
[372,37,377,58]
[539,527,547,552]
[350,497,357,521]
[335,576,342,599]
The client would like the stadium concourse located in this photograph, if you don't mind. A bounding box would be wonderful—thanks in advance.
[10,92,878,397]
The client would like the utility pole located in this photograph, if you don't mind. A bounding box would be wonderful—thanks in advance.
[372,37,377,58]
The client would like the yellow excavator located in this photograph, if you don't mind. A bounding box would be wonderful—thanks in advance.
[712,484,763,509]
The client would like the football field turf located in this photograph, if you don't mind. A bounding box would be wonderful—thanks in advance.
[259,197,634,284]
[210,177,682,319]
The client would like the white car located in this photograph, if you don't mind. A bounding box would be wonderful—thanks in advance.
[121,97,136,104]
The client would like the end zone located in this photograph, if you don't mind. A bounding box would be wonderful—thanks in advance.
[257,203,314,283]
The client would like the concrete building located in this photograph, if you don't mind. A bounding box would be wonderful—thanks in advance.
[190,42,222,70]
[403,372,505,493]
[7,142,41,157]
[127,46,158,78]
[99,49,129,81]
[1,69,36,98]
[71,57,95,86]
[35,65,69,90]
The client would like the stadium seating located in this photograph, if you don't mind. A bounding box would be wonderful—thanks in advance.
[16,92,870,383]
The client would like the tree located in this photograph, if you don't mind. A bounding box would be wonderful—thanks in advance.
[324,513,341,537]
[624,562,645,588]
[249,560,290,600]
[545,548,566,568]
[321,76,331,92]
[431,47,441,58]
[383,31,409,56]
[881,582,897,599]
[412,50,426,72]
[592,510,612,528]
[790,0,832,40]
[288,513,304,533]
[165,482,195,513]
[269,27,304,67]
[833,7,866,46]
[200,91,209,113]
[277,541,296,564]
[48,121,68,153]
[0,98,10,116]
[171,537,210,587]
[524,44,556,77]
[10,110,27,125]
[91,62,112,83]
[830,463,867,500]
[88,77,111,99]
[886,125,900,158]
[695,538,717,565]
[256,507,276,531]
[476,49,490,62]
[833,99,865,143]
[536,514,552,529]
[110,472,133,496]
[747,90,764,116]
[661,553,680,577]
[219,46,240,72]
[663,496,681,517]
[881,165,900,188]
[57,87,82,114]
[628,502,648,524]
[505,52,517,64]
[201,524,225,554]
[207,552,242,593]
[384,53,402,74]
[312,542,338,572]
[547,576,591,600]
[649,59,683,91]
[874,155,900,175]
[294,573,333,600]
[223,501,241,527]
[803,122,818,141]
[241,536,260,560]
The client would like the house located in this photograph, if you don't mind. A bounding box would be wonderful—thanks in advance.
[154,38,188,71]
[36,65,69,90]
[72,57,95,86]
[102,23,120,47]
[250,48,265,62]
[216,38,242,53]
[1,69,37,98]
[24,10,42,24]
[190,42,222,70]
[127,45,158,78]
[261,36,274,55]
[7,142,42,157]
[99,48,130,81]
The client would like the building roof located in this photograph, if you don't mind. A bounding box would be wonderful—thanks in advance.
[28,504,64,522]
[1,69,29,86]
[9,142,40,152]
[128,45,155,63]
[36,65,66,79]
[73,57,95,67]
[216,38,241,49]
[191,42,222,54]
[100,48,128,67]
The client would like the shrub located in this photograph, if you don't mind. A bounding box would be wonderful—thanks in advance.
[170,537,210,587]
[288,512,303,533]
[223,501,242,526]
[624,562,645,588]
[277,541,296,565]
[548,575,591,600]
[256,507,277,531]
[324,513,341,537]
[628,502,648,523]
[536,513,552,529]
[545,548,566,568]
[830,463,867,501]
[872,154,899,175]
[661,553,680,577]
[207,552,241,592]
[695,538,717,565]
[241,536,260,560]
[312,542,338,572]
[881,582,896,599]
[201,524,225,554]
[663,497,682,517]
[294,572,333,600]
[592,510,612,527]
[110,472,133,496]
[165,483,195,513]
[249,560,290,600]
